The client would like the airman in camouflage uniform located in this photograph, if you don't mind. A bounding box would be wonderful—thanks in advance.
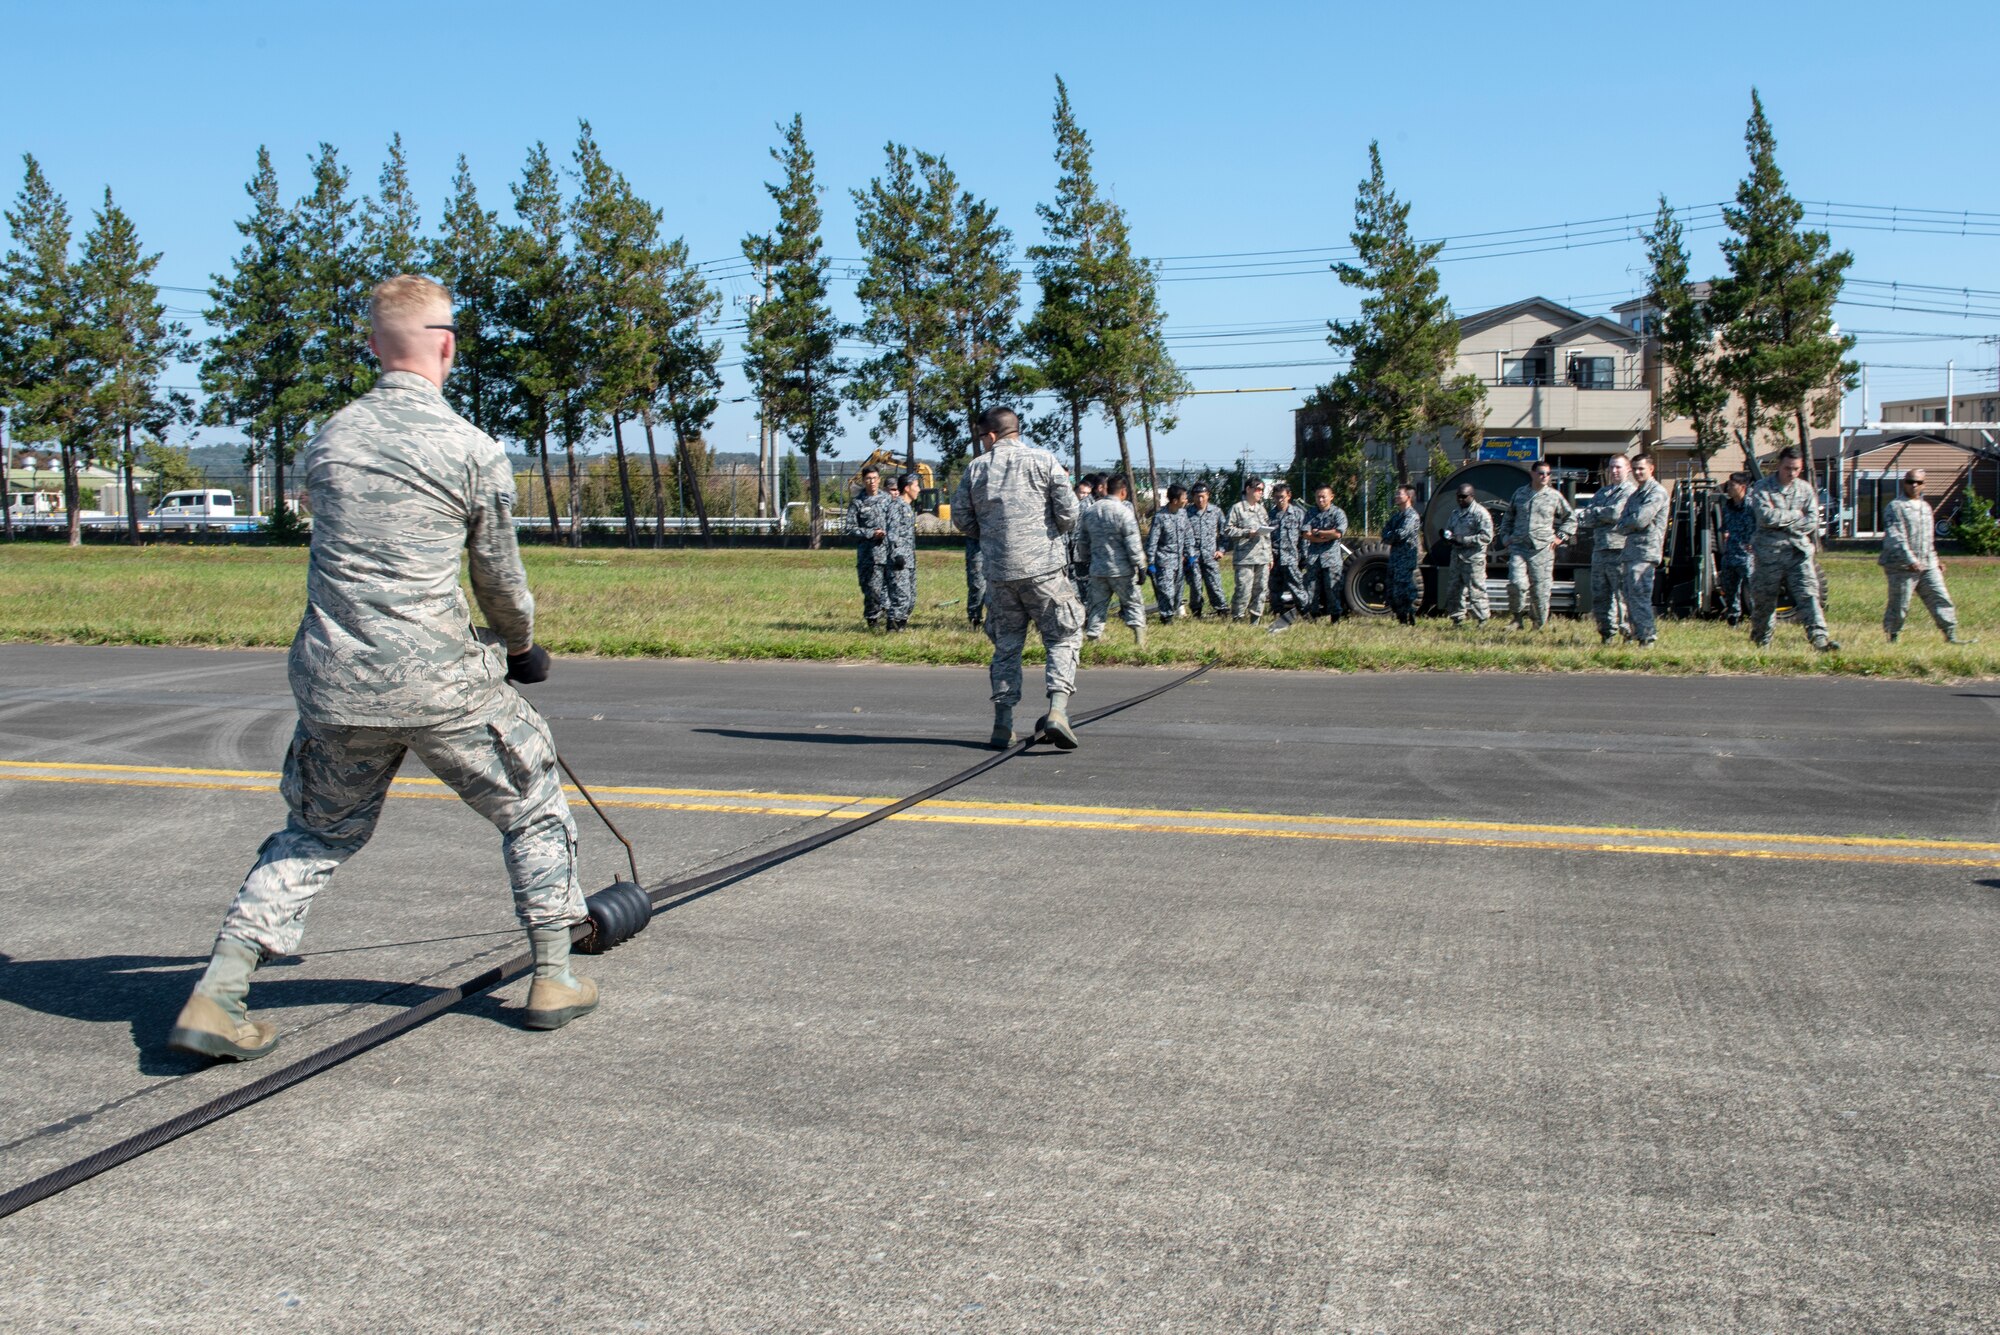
[1880,468,1967,643]
[1716,472,1757,627]
[1069,474,1099,594]
[1225,479,1273,621]
[1302,487,1350,623]
[1146,485,1191,622]
[952,408,1084,749]
[964,537,987,630]
[1747,446,1837,651]
[1502,461,1576,630]
[1440,485,1494,625]
[1614,453,1670,647]
[1381,485,1424,625]
[1266,482,1308,627]
[1082,473,1148,645]
[170,276,593,1063]
[1182,483,1227,617]
[1574,454,1632,643]
[847,466,896,628]
[883,472,920,632]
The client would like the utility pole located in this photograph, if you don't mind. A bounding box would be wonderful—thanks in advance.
[1947,360,1956,426]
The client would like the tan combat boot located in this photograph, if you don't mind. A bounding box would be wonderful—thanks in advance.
[523,925,599,1031]
[1039,691,1079,750]
[1132,621,1147,649]
[168,937,281,1061]
[990,703,1015,750]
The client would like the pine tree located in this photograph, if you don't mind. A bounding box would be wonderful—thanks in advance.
[428,155,506,436]
[639,235,722,546]
[2,154,95,545]
[495,142,571,539]
[1321,141,1484,486]
[1712,89,1857,482]
[293,143,373,431]
[570,122,657,546]
[1024,77,1160,486]
[741,115,846,549]
[76,188,194,542]
[921,153,1021,473]
[849,142,942,470]
[203,147,308,537]
[1642,196,1729,475]
[362,132,423,280]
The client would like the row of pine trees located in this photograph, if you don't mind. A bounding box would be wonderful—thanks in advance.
[0,78,1186,548]
[2,81,1857,550]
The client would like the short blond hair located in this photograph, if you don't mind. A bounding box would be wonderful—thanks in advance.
[369,274,450,329]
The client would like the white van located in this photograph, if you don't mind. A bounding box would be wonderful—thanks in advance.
[155,490,238,518]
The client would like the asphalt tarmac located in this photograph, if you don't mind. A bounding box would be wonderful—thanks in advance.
[2,644,1997,1332]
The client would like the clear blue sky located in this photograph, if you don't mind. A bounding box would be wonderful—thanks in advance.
[6,0,1997,468]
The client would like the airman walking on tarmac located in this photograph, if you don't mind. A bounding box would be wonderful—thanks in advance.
[951,408,1085,750]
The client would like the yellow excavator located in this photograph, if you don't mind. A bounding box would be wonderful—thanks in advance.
[851,449,946,524]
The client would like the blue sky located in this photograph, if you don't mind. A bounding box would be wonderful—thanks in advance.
[6,0,1997,468]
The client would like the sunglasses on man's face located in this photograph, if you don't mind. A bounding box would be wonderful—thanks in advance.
[425,323,460,335]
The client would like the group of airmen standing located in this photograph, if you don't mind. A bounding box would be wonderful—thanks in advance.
[864,431,1974,660]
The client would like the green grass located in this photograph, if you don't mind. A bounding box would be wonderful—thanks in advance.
[1,542,1995,680]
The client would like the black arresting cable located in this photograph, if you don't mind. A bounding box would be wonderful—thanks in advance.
[0,663,1212,1220]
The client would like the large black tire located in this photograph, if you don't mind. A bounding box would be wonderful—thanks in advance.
[1342,541,1395,617]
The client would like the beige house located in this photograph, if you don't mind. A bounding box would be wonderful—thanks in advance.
[1879,390,2000,426]
[1303,292,1847,491]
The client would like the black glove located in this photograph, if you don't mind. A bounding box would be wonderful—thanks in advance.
[506,644,551,684]
[890,553,907,571]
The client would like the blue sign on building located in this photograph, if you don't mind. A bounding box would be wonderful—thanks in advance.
[1477,436,1541,462]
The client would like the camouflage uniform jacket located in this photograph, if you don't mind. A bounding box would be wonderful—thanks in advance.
[1070,495,1098,574]
[885,495,918,567]
[1615,479,1671,562]
[950,439,1078,582]
[1502,485,1576,553]
[1185,505,1224,561]
[289,370,532,729]
[1145,508,1190,567]
[1576,480,1633,554]
[847,491,896,562]
[1381,506,1423,569]
[1750,476,1819,557]
[1083,498,1146,577]
[1718,497,1757,563]
[1879,495,1937,570]
[1303,504,1349,569]
[1270,502,1307,569]
[1224,499,1273,564]
[1442,501,1493,552]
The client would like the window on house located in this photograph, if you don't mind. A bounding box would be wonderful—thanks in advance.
[1502,356,1549,386]
[1567,356,1615,389]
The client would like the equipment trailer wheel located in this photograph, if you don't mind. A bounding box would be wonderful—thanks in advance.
[1341,542,1394,616]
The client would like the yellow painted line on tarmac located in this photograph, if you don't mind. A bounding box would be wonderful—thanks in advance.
[7,757,1992,857]
[4,760,1997,871]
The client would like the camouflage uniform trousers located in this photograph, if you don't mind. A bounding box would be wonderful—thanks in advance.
[1152,561,1185,621]
[964,538,987,625]
[887,560,917,624]
[1085,572,1146,637]
[1506,548,1557,627]
[1445,552,1489,623]
[1269,562,1304,616]
[1884,565,1957,637]
[986,569,1084,706]
[1622,558,1659,643]
[1590,551,1627,638]
[1387,553,1420,620]
[1185,555,1227,616]
[219,690,583,958]
[1229,560,1269,620]
[857,552,889,625]
[1718,554,1752,622]
[1748,548,1828,643]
